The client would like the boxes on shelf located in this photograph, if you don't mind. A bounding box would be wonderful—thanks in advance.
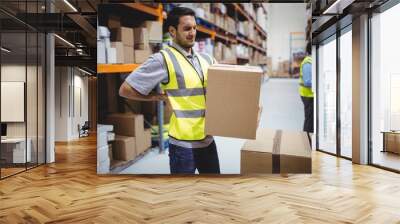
[225,17,236,34]
[195,8,206,19]
[222,44,237,63]
[134,49,151,63]
[124,45,135,63]
[111,27,134,47]
[205,64,263,139]
[133,28,149,50]
[194,38,213,57]
[105,113,144,137]
[110,42,124,63]
[108,16,121,29]
[107,47,117,64]
[97,41,106,64]
[213,42,223,62]
[241,129,312,174]
[142,21,162,43]
[113,135,136,161]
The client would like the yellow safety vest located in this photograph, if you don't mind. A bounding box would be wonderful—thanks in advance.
[160,46,213,141]
[299,56,314,98]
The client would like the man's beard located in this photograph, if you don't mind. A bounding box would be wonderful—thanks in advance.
[177,38,195,49]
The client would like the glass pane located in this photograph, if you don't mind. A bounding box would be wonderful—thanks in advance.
[318,37,337,154]
[340,29,352,158]
[1,30,27,177]
[27,31,38,169]
[38,32,45,165]
[371,3,400,171]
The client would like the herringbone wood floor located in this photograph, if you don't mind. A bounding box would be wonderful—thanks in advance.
[0,135,399,224]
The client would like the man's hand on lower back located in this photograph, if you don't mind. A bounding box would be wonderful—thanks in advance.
[153,94,168,101]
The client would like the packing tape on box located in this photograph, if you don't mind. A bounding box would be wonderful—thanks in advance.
[272,129,282,173]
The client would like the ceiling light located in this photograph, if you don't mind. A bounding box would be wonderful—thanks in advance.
[78,67,93,76]
[63,0,78,12]
[1,47,11,53]
[323,0,354,15]
[54,34,75,48]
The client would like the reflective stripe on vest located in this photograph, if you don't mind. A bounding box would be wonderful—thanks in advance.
[299,56,314,98]
[160,46,211,140]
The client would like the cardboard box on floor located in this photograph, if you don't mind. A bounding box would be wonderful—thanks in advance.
[136,128,152,155]
[105,113,144,137]
[205,64,263,139]
[113,135,136,161]
[241,129,312,174]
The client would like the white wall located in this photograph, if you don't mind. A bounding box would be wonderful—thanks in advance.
[266,3,307,71]
[54,67,89,141]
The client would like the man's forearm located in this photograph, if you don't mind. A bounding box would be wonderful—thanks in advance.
[119,81,166,101]
[123,91,163,101]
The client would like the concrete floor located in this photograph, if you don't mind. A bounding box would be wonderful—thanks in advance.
[120,78,304,174]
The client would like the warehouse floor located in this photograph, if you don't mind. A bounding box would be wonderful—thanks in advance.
[120,78,305,174]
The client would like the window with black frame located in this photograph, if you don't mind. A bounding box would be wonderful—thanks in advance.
[370,2,400,172]
[317,35,337,155]
[0,0,46,179]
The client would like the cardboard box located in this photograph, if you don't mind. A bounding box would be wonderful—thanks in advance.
[111,42,124,63]
[241,129,312,174]
[105,113,144,137]
[384,132,400,154]
[134,49,151,64]
[133,28,149,48]
[113,135,136,161]
[205,65,263,139]
[136,128,152,155]
[142,21,162,43]
[111,27,134,46]
[108,16,121,29]
[144,128,152,149]
[97,40,106,63]
[124,45,135,63]
[135,43,150,50]
[97,157,110,174]
[107,47,117,64]
[97,144,112,164]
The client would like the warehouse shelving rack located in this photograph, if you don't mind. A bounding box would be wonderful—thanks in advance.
[97,3,268,159]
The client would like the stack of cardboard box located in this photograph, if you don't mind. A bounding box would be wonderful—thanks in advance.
[225,16,236,34]
[105,113,152,162]
[134,21,162,63]
[105,16,162,64]
[97,26,113,64]
[97,124,114,174]
[110,27,135,64]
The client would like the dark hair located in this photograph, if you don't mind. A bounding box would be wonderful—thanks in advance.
[306,41,312,55]
[165,7,195,30]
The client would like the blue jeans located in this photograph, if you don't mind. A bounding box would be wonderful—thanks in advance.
[168,140,220,174]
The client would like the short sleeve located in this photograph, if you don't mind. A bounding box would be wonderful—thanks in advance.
[125,53,168,95]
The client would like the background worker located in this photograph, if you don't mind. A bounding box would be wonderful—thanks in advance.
[119,7,220,174]
[299,42,313,147]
